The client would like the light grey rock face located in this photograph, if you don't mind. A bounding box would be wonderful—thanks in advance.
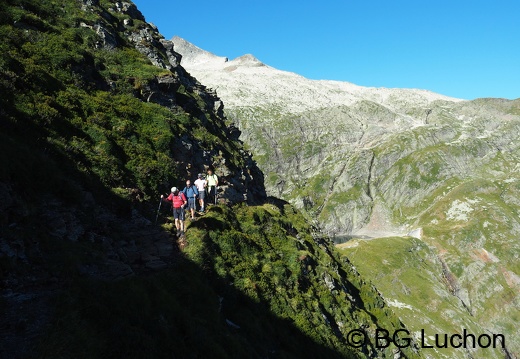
[172,37,520,233]
[172,37,520,354]
[127,28,174,71]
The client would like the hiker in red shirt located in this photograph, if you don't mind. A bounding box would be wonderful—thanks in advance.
[161,186,187,237]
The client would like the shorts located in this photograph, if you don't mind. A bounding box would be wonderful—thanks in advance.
[173,207,185,221]
[187,198,196,210]
[197,190,205,200]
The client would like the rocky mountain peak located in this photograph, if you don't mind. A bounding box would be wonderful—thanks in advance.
[172,38,462,115]
[228,53,264,66]
[171,35,228,69]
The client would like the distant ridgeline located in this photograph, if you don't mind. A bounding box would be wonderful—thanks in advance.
[0,1,445,358]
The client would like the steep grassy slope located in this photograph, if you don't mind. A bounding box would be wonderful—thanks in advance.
[339,237,506,359]
[184,203,419,358]
[0,0,264,207]
[0,1,425,358]
[34,204,423,359]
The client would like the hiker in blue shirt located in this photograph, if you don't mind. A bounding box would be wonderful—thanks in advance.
[182,179,199,220]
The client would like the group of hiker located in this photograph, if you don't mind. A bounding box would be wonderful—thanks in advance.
[159,169,219,237]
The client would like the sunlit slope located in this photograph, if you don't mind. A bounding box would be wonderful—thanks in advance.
[339,236,507,359]
[338,123,520,356]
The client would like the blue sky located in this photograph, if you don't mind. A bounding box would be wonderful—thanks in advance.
[132,0,519,100]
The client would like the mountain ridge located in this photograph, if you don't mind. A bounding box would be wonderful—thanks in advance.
[171,36,463,115]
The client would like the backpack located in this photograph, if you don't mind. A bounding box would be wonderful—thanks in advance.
[183,185,198,199]
[171,192,186,208]
[207,174,218,186]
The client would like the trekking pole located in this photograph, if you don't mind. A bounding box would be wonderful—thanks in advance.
[155,197,163,224]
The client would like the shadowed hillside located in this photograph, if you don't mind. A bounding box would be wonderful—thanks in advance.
[0,1,429,358]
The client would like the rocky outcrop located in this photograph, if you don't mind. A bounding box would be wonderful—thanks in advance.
[77,3,266,205]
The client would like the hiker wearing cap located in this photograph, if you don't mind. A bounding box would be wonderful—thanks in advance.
[206,169,219,205]
[161,187,187,237]
[194,173,207,213]
[182,180,199,220]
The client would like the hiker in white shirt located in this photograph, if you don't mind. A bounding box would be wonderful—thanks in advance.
[194,173,207,212]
